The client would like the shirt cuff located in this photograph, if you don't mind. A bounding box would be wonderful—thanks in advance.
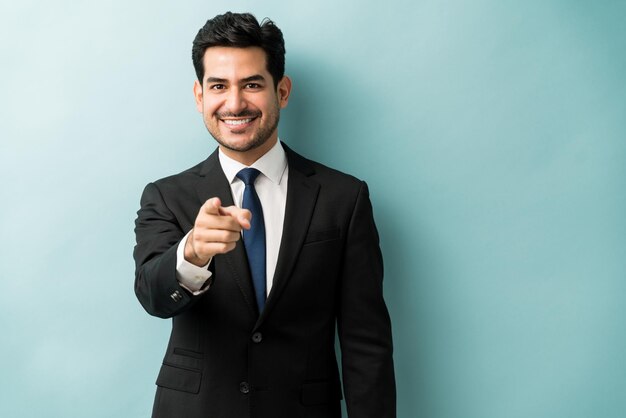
[176,230,212,295]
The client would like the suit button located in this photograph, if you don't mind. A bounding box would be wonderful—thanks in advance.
[239,382,250,394]
[251,332,263,343]
[170,290,182,302]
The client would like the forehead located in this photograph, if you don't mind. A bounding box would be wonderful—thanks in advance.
[202,46,268,80]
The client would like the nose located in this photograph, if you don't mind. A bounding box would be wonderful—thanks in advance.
[224,88,247,115]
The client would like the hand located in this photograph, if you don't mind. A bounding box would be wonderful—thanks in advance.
[184,197,251,267]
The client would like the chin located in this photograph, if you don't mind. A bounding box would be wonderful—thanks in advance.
[219,136,267,153]
[225,136,256,149]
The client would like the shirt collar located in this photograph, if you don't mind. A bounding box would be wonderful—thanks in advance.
[218,139,288,185]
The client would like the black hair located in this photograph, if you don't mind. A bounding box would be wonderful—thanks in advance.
[192,12,285,87]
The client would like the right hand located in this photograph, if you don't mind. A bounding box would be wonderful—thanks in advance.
[184,197,251,266]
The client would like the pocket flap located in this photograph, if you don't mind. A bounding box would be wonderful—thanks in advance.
[156,363,201,394]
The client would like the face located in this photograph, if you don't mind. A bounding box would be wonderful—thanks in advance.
[193,46,291,164]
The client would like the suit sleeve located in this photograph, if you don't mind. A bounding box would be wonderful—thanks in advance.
[338,181,396,418]
[133,182,208,318]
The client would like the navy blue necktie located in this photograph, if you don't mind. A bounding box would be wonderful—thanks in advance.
[236,168,266,313]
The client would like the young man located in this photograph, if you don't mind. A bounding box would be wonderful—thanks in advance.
[134,12,396,418]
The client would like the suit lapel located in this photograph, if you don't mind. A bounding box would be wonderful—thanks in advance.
[196,150,258,317]
[256,146,319,327]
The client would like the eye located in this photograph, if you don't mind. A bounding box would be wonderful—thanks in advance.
[209,84,226,90]
[244,83,262,89]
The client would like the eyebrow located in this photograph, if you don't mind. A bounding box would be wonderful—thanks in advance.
[241,75,266,83]
[205,74,266,84]
[205,77,227,84]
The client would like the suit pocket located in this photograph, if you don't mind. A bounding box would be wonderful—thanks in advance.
[156,363,201,394]
[304,228,340,245]
[173,347,204,359]
[300,381,342,406]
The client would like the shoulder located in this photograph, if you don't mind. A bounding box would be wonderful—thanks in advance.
[150,149,218,189]
[284,144,368,210]
[139,149,220,209]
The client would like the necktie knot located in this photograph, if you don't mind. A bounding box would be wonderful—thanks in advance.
[236,168,261,186]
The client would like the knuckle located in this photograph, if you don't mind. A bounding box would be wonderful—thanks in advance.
[221,230,236,242]
[216,242,230,253]
[193,229,207,242]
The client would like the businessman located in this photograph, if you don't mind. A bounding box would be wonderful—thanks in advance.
[133,12,396,418]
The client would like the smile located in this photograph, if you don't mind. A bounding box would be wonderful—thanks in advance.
[222,118,255,126]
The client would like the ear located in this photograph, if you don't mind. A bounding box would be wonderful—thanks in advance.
[193,80,203,113]
[276,76,292,109]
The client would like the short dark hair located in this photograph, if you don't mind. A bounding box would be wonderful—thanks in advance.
[192,12,286,87]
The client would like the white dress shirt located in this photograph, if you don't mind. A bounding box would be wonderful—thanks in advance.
[176,140,289,295]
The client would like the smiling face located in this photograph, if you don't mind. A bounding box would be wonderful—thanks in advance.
[193,46,291,165]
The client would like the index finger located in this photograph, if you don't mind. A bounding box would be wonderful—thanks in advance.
[201,197,222,215]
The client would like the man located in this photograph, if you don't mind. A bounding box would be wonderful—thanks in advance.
[134,12,395,418]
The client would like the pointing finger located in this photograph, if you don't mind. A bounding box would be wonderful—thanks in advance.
[202,197,222,215]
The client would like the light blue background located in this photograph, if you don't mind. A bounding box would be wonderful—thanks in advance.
[1,1,625,417]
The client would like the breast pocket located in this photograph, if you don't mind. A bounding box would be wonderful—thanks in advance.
[303,227,340,245]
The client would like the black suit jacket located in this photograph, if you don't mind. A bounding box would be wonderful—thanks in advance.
[133,144,395,418]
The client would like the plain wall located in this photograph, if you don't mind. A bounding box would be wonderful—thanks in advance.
[1,1,625,417]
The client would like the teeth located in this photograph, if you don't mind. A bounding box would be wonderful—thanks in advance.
[223,118,253,126]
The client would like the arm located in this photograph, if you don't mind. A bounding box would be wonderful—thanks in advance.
[338,181,396,417]
[133,182,250,318]
[133,182,204,318]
